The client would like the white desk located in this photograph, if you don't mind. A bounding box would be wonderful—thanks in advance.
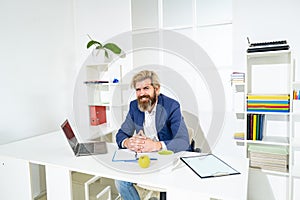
[0,131,248,200]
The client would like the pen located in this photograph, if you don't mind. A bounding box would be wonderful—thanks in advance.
[123,158,158,162]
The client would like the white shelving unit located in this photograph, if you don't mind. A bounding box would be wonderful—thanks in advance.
[84,60,128,141]
[245,50,292,154]
[233,50,300,199]
[290,80,300,199]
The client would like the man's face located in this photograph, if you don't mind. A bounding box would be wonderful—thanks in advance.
[135,78,158,112]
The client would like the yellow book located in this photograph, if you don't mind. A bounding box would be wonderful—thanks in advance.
[247,94,290,100]
[234,132,245,140]
[252,114,257,140]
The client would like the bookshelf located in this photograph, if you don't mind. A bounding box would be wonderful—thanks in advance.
[290,89,300,199]
[233,50,300,199]
[245,50,292,169]
[84,61,128,142]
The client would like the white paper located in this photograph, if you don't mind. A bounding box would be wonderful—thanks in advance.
[180,154,239,178]
[112,149,158,162]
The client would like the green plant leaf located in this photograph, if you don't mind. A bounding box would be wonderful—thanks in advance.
[87,40,102,49]
[103,43,121,54]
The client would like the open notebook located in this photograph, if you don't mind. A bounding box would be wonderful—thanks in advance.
[112,149,158,162]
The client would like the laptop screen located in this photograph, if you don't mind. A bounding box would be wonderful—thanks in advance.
[61,119,78,150]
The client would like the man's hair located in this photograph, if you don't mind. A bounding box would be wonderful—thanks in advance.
[131,70,160,89]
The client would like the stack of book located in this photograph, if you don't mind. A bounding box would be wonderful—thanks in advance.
[248,144,289,173]
[293,90,300,100]
[84,80,109,84]
[247,114,264,141]
[247,94,290,113]
[231,72,245,85]
[234,132,245,140]
[246,39,290,53]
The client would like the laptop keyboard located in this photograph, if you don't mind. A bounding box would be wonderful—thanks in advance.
[78,144,92,154]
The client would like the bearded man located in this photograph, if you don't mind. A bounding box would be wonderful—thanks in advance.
[115,70,190,200]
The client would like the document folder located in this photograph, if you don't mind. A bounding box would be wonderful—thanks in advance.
[180,154,240,178]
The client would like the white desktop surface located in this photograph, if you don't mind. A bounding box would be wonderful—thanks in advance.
[0,131,248,200]
[99,144,183,174]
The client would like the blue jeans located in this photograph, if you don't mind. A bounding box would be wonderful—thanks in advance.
[115,180,140,200]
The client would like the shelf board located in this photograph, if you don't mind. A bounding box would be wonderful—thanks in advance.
[84,82,126,86]
[232,82,245,87]
[88,103,127,107]
[247,50,291,58]
[292,81,300,86]
[89,123,116,138]
[235,113,245,119]
[89,102,111,106]
[246,111,290,115]
[86,63,110,70]
[247,136,289,146]
[249,167,289,176]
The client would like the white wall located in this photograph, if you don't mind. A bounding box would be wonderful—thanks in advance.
[233,0,300,77]
[0,0,76,144]
[74,0,132,69]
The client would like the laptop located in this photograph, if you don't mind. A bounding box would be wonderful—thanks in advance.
[61,119,107,156]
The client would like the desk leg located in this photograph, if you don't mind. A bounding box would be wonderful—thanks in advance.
[45,165,72,200]
[0,156,32,199]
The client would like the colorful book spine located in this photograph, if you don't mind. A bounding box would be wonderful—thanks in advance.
[247,94,290,113]
[253,114,257,140]
[231,72,245,85]
[259,114,264,140]
[247,94,290,100]
[247,114,265,141]
[247,114,252,140]
[293,90,300,100]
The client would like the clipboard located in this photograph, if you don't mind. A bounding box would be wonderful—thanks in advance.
[180,154,240,178]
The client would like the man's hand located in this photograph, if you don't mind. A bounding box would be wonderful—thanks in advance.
[139,138,162,152]
[124,131,147,152]
[124,130,162,152]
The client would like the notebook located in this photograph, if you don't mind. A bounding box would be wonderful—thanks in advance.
[60,119,107,156]
[112,149,158,162]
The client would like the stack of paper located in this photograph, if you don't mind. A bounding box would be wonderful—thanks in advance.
[248,144,288,172]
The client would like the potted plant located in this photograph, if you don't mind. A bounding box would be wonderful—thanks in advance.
[87,35,125,60]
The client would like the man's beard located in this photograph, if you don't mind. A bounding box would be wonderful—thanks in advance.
[138,92,157,112]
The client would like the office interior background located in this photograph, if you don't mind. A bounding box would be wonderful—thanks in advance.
[1,0,300,199]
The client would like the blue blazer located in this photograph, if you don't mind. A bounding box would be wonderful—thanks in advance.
[116,94,190,152]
